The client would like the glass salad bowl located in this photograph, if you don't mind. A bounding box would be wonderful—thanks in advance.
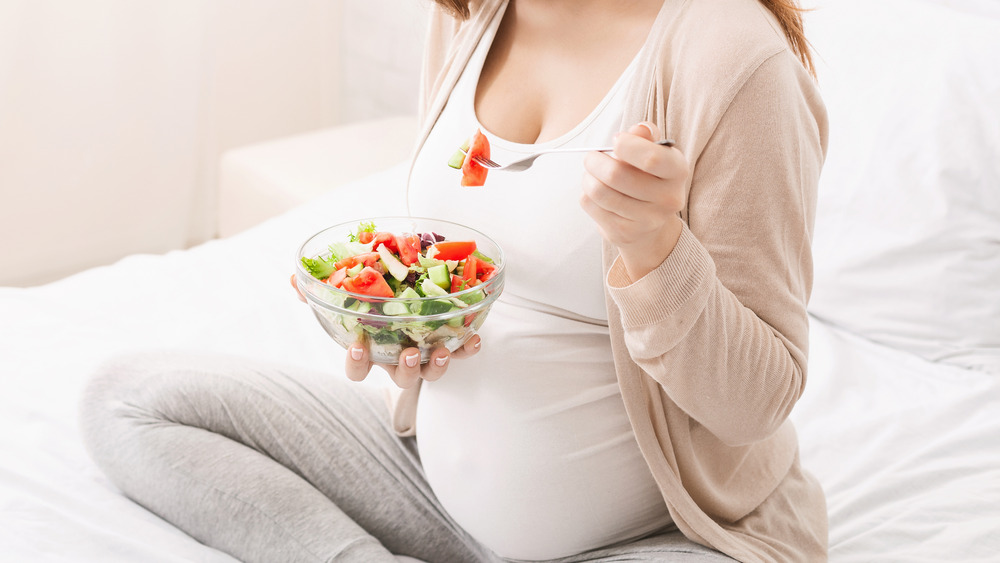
[295,216,505,365]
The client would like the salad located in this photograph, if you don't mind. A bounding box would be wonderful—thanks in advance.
[299,220,501,363]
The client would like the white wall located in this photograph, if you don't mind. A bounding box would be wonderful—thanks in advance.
[338,0,428,123]
[0,0,429,287]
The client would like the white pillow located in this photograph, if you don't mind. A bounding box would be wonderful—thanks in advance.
[801,0,1000,372]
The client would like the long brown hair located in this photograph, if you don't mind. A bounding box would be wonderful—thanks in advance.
[431,0,815,77]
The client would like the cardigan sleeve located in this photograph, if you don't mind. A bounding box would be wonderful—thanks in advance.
[607,50,827,447]
[418,8,461,123]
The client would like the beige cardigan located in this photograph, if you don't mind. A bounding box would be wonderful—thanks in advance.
[391,0,830,561]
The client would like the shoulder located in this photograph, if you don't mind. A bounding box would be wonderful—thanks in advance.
[654,0,807,107]
[669,0,793,82]
[638,0,825,154]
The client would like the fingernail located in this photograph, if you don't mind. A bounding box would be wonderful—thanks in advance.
[637,121,656,137]
[350,347,363,361]
[405,353,419,368]
[473,340,481,350]
[434,356,448,367]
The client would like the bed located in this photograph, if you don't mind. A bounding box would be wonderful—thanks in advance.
[2,0,999,561]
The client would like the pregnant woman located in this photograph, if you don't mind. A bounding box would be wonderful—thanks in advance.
[80,0,828,561]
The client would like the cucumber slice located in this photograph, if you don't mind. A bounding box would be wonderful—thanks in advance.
[457,288,486,305]
[418,299,454,316]
[420,277,449,297]
[382,301,411,316]
[396,287,422,315]
[346,263,364,277]
[447,148,467,169]
[398,287,421,300]
[428,264,451,290]
[341,299,369,330]
[446,139,471,169]
[347,301,371,314]
[418,255,446,269]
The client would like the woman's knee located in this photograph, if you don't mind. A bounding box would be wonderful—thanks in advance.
[78,351,198,461]
[78,350,304,443]
[81,350,176,410]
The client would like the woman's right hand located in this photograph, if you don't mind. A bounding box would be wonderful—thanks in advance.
[290,274,483,388]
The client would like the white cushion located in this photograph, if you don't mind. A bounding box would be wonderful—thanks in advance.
[802,0,1000,372]
[218,116,418,237]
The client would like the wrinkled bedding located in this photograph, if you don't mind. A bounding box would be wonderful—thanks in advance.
[2,164,998,562]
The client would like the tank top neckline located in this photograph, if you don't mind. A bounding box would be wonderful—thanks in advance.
[465,3,648,153]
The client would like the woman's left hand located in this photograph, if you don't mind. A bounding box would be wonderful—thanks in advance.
[580,121,689,281]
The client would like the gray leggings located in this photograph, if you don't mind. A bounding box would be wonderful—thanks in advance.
[79,351,734,563]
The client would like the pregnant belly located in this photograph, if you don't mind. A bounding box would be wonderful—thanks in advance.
[415,303,672,560]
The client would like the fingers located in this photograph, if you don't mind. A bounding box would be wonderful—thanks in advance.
[611,123,688,183]
[376,348,419,389]
[346,335,483,389]
[582,151,685,217]
[579,192,639,242]
[581,121,689,224]
[630,121,659,141]
[420,348,451,382]
[419,336,483,382]
[290,274,306,303]
[580,123,688,253]
[451,334,482,360]
[583,153,661,206]
[344,343,372,382]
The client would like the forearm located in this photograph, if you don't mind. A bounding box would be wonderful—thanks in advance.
[608,225,809,446]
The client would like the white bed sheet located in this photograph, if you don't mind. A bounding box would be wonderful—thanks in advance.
[1,164,998,562]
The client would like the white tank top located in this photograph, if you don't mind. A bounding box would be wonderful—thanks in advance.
[407,5,673,560]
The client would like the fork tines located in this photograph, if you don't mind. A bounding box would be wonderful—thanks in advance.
[472,156,500,168]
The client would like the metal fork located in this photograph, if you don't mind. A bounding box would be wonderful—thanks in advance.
[472,139,675,172]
